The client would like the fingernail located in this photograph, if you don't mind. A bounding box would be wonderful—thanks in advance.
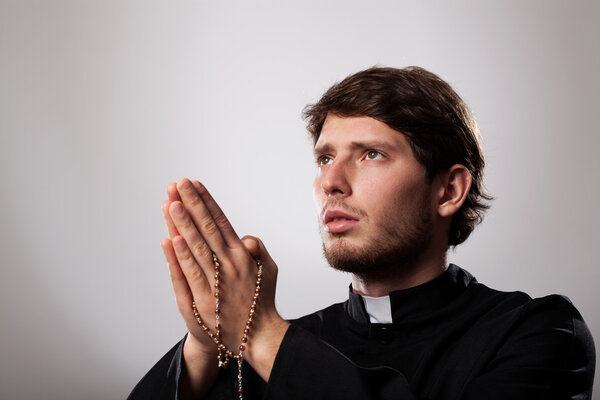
[179,179,192,190]
[172,203,183,215]
[173,237,185,249]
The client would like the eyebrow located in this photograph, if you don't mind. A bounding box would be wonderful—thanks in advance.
[313,140,398,155]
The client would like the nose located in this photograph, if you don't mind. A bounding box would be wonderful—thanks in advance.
[318,159,352,197]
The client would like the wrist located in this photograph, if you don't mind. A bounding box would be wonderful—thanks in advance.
[184,332,218,363]
[180,333,219,399]
[244,313,290,381]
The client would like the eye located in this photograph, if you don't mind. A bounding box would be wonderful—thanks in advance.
[318,155,332,166]
[365,150,384,160]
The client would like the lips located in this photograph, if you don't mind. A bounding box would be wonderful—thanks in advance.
[323,210,359,233]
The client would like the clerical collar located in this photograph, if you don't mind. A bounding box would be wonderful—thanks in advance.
[362,295,393,324]
[346,264,474,324]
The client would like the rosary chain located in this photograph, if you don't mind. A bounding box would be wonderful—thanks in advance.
[191,254,264,400]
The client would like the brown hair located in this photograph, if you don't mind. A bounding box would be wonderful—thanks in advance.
[303,66,492,246]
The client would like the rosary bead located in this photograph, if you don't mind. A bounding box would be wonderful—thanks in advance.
[191,257,263,400]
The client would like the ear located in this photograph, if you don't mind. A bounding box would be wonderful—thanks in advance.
[436,164,472,218]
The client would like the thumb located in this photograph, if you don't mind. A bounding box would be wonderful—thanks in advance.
[241,235,274,265]
[241,235,278,307]
[241,235,261,259]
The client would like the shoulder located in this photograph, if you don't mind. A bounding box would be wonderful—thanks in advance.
[465,292,596,398]
[453,266,586,332]
[470,274,592,341]
[507,294,595,357]
[468,276,594,352]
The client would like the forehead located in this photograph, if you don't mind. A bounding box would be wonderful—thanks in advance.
[314,115,410,153]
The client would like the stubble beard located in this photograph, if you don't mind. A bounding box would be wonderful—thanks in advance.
[322,194,433,281]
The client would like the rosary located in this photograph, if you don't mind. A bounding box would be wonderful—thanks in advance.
[192,254,263,400]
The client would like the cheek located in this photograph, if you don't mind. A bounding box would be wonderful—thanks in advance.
[371,178,423,218]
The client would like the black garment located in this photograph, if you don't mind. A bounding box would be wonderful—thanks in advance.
[129,265,595,399]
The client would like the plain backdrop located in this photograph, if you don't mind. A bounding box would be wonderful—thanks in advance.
[1,1,598,399]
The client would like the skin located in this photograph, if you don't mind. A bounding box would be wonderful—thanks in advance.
[161,115,472,397]
[313,115,472,296]
[161,180,289,398]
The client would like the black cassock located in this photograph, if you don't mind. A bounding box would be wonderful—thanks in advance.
[129,265,595,399]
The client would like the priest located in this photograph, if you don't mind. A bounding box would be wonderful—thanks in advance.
[129,66,595,399]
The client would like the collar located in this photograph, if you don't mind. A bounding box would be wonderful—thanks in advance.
[346,264,475,324]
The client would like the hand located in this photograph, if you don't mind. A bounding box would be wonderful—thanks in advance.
[161,179,289,386]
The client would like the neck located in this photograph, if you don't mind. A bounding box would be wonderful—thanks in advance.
[351,251,447,297]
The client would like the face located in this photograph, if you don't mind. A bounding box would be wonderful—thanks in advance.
[313,115,435,277]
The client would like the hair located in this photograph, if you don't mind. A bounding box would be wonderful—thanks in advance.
[303,66,492,247]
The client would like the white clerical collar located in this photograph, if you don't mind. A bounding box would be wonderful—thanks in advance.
[361,294,393,324]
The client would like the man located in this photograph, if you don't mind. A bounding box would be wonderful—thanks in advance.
[129,67,595,399]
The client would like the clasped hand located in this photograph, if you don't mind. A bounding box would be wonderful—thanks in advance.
[160,179,289,384]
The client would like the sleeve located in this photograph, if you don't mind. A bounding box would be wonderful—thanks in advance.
[462,295,596,400]
[127,335,241,400]
[264,324,417,400]
[127,336,186,400]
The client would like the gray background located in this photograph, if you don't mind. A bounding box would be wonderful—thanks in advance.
[1,1,598,399]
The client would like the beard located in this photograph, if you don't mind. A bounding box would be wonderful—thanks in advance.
[322,192,433,281]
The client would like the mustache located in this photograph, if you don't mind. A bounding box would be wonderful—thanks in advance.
[320,198,368,221]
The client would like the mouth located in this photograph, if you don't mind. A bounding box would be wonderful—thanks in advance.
[323,210,359,234]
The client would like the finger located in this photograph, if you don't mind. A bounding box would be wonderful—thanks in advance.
[161,238,196,322]
[167,182,181,202]
[176,179,232,254]
[162,200,179,238]
[164,182,181,237]
[192,180,240,248]
[171,234,211,296]
[161,239,201,331]
[169,203,217,282]
[243,236,278,306]
[241,236,261,260]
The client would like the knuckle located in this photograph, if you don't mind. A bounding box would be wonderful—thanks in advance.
[187,266,204,283]
[200,218,219,235]
[192,241,212,259]
[177,251,192,263]
[176,216,195,233]
[213,213,230,229]
[186,194,202,207]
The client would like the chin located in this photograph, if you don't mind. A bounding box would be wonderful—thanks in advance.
[322,238,380,274]
[322,230,432,277]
